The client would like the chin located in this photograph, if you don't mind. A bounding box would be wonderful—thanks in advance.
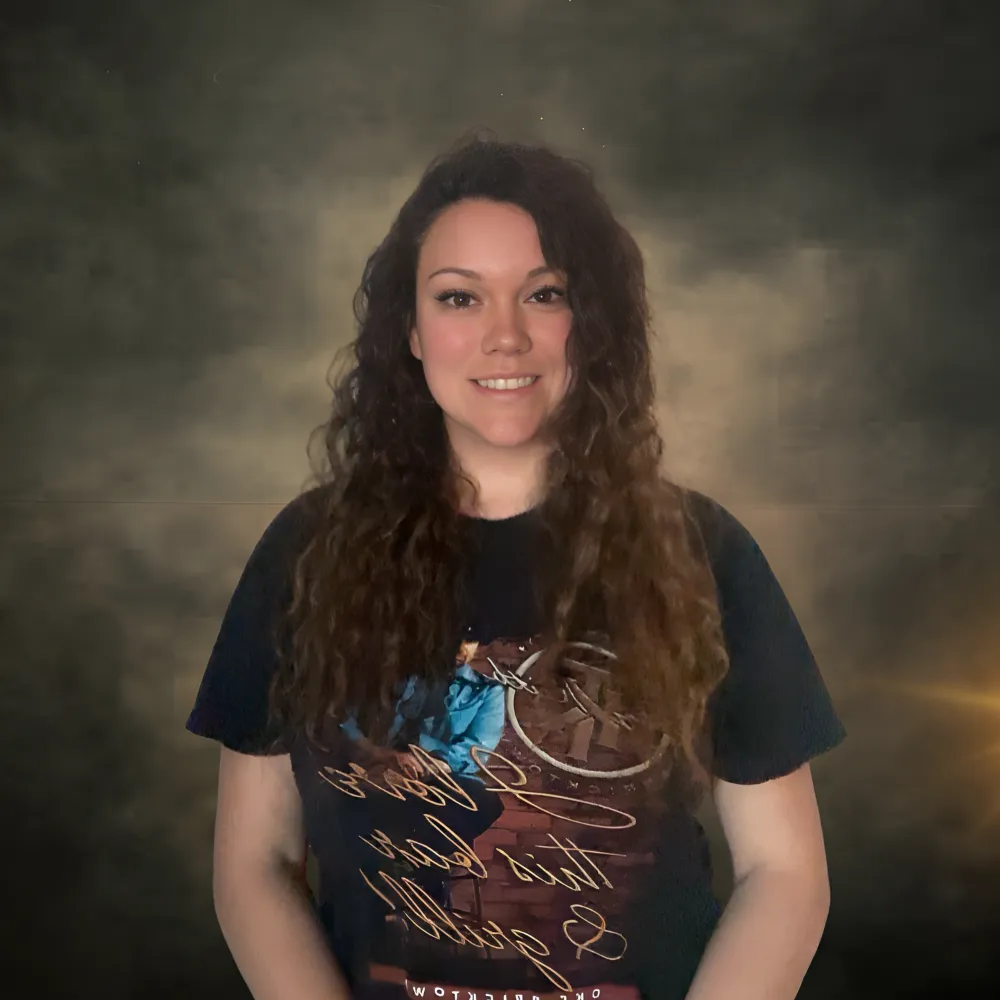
[483,435,540,450]
[470,422,545,451]
[445,411,550,452]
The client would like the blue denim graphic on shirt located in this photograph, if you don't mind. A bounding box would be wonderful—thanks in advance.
[339,663,505,777]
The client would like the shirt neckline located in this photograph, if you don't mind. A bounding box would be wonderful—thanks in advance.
[459,506,539,526]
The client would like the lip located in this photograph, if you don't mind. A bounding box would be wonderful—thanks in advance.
[469,375,540,394]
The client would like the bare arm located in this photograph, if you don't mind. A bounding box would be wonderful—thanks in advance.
[684,763,832,1000]
[213,747,351,1000]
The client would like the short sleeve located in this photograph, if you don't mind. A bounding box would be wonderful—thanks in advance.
[185,490,319,755]
[690,492,847,784]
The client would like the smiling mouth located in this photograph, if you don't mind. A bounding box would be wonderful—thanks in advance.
[473,376,538,390]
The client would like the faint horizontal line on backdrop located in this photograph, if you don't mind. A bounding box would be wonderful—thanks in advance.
[0,499,991,511]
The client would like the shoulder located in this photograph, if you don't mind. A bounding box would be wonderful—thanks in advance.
[248,484,332,572]
[263,483,331,543]
[678,486,785,621]
[678,486,752,570]
[221,484,334,608]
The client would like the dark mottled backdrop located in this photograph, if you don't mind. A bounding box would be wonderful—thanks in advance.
[2,0,998,997]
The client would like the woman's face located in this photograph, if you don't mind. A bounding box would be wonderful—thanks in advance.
[410,198,572,455]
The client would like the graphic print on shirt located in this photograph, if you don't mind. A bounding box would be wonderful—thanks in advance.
[313,634,670,995]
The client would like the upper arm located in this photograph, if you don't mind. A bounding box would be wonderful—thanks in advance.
[695,497,846,786]
[713,763,830,896]
[213,747,306,904]
[187,494,317,755]
[687,494,843,898]
[469,686,506,749]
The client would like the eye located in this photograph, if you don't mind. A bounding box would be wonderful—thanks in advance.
[434,284,567,309]
[435,289,476,309]
[529,284,567,305]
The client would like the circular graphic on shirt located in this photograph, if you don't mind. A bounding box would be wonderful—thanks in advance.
[502,641,670,778]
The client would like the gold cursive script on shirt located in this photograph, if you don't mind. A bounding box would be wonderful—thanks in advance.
[318,743,636,830]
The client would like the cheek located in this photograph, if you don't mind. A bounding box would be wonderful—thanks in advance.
[413,319,472,393]
[419,327,470,372]
[538,319,572,373]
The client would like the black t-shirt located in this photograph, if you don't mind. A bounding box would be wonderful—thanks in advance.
[187,488,846,1000]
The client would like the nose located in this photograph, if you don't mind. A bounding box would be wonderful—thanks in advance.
[481,302,532,355]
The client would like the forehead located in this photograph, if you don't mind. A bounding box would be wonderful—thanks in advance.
[418,199,546,273]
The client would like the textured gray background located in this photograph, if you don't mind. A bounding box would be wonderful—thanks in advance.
[2,0,998,996]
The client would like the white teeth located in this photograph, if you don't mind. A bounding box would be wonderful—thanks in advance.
[476,376,537,390]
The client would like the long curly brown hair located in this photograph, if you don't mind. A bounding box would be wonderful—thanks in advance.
[271,131,730,790]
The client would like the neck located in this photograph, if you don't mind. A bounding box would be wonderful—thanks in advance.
[448,429,549,521]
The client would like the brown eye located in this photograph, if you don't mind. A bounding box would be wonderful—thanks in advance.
[530,284,566,305]
[435,289,475,309]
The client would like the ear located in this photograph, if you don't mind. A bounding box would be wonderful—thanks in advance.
[409,326,423,360]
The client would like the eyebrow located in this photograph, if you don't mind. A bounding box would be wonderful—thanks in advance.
[426,265,556,281]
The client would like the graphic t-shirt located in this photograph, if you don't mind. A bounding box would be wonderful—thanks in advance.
[187,488,847,1000]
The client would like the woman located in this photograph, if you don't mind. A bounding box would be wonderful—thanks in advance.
[188,132,846,1000]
